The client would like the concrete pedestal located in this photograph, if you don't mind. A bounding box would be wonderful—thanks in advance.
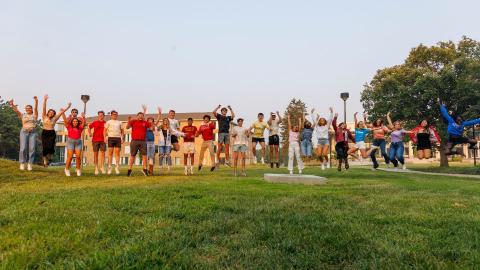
[264,174,327,185]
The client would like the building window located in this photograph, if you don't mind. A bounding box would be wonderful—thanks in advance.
[56,135,63,143]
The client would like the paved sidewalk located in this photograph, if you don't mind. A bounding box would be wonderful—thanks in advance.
[377,168,480,179]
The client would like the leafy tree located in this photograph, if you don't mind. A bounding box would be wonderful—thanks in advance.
[0,97,22,160]
[280,98,307,162]
[361,37,480,167]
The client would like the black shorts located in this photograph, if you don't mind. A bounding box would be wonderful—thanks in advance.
[252,137,265,143]
[130,140,147,156]
[448,136,470,146]
[92,142,106,152]
[108,137,122,148]
[41,129,56,156]
[269,135,280,146]
[416,133,432,150]
[171,135,179,144]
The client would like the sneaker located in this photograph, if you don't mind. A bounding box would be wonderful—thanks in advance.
[108,167,112,175]
[189,166,194,175]
[76,170,82,177]
[253,159,258,165]
[225,161,231,167]
[127,169,132,177]
[142,169,148,176]
[276,163,280,169]
[345,162,350,170]
[210,166,216,172]
[198,165,203,171]
[65,168,71,177]
[20,163,25,171]
[95,167,99,175]
[115,167,120,175]
[321,163,325,170]
[270,163,274,169]
[242,171,247,177]
[373,163,379,169]
[299,170,303,174]
[289,170,293,175]
[261,158,265,164]
[27,163,33,171]
[326,162,331,169]
[184,167,188,176]
[402,164,407,170]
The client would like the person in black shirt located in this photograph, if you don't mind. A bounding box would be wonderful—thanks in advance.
[213,105,235,167]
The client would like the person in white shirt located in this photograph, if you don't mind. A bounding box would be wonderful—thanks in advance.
[287,113,305,175]
[167,110,181,152]
[231,118,250,177]
[104,110,124,175]
[312,107,333,170]
[268,111,282,169]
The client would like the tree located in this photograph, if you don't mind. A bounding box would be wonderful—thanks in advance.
[280,98,307,162]
[0,97,22,160]
[361,36,480,167]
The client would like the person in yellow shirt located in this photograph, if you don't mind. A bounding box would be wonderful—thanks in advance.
[250,113,270,164]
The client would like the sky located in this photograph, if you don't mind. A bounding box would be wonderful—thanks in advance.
[1,0,479,123]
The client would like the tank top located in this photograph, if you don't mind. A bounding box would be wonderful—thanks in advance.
[42,116,57,131]
[22,113,37,132]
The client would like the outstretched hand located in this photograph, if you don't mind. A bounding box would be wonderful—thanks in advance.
[329,107,333,113]
[44,95,49,101]
[33,96,38,101]
[334,113,338,118]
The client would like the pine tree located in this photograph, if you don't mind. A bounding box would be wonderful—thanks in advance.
[0,97,22,160]
[280,99,307,163]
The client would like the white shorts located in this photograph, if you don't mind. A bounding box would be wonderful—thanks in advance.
[182,142,196,154]
[355,141,366,150]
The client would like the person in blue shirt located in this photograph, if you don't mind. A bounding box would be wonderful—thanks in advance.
[440,103,480,155]
[348,112,370,160]
[301,115,314,162]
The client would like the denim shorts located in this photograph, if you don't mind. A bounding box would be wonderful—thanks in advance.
[218,132,230,144]
[301,140,313,157]
[233,144,248,153]
[67,139,82,151]
[317,138,329,146]
[158,145,172,155]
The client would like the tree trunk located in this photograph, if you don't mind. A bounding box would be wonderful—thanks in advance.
[439,142,449,167]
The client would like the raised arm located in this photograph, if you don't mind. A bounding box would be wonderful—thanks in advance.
[326,107,334,128]
[213,105,221,117]
[463,117,480,127]
[310,109,317,127]
[142,104,147,114]
[33,96,38,119]
[42,95,48,118]
[354,112,359,128]
[228,105,235,120]
[276,111,282,123]
[440,104,453,124]
[332,113,338,131]
[126,116,132,129]
[8,100,22,120]
[386,112,394,130]
[54,102,71,123]
[287,114,292,131]
[299,113,305,132]
[156,107,162,125]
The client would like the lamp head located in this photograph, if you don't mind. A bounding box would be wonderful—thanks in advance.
[81,95,90,104]
[340,92,349,101]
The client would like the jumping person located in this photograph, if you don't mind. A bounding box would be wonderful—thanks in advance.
[157,117,184,173]
[267,111,282,168]
[41,95,70,167]
[126,111,153,176]
[386,112,412,170]
[197,115,217,172]
[332,113,355,172]
[250,113,270,165]
[287,113,305,175]
[182,117,198,175]
[61,111,85,176]
[231,118,250,176]
[167,110,181,152]
[301,111,314,162]
[311,107,333,170]
[367,117,391,170]
[213,105,235,167]
[440,102,480,155]
[409,120,441,159]
[143,106,159,175]
[347,112,370,162]
[104,110,124,175]
[88,111,107,175]
[9,97,39,171]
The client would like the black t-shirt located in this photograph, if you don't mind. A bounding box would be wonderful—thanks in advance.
[216,113,233,133]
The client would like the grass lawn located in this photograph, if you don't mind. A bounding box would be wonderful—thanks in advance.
[409,163,480,175]
[1,159,480,269]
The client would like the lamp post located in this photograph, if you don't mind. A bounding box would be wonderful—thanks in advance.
[473,125,477,166]
[80,95,90,168]
[340,92,349,123]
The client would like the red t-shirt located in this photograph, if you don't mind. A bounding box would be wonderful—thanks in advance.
[67,122,84,140]
[198,122,215,141]
[89,120,106,143]
[129,120,152,141]
[182,125,198,142]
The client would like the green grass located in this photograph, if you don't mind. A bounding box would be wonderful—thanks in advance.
[1,159,480,269]
[409,163,480,175]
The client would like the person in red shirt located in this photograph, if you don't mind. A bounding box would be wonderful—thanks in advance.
[126,112,153,176]
[181,117,198,175]
[196,115,216,172]
[332,113,355,172]
[88,111,106,175]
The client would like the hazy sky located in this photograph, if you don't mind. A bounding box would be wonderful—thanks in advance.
[2,0,479,123]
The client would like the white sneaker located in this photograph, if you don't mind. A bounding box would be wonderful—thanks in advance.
[321,163,325,170]
[27,163,33,171]
[184,167,188,176]
[94,167,99,175]
[253,159,258,165]
[189,166,194,175]
[65,168,71,177]
[289,170,293,175]
[402,164,407,170]
[115,166,120,175]
[299,170,303,174]
[20,163,25,171]
[108,167,112,175]
[76,170,82,177]
[261,158,265,164]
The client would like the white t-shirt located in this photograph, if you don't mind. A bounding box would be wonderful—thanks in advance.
[269,118,280,136]
[105,120,122,138]
[232,126,249,145]
[168,118,180,131]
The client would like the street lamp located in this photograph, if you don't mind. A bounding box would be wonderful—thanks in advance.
[80,95,90,168]
[340,92,349,123]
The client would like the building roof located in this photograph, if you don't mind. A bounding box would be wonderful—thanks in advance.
[79,112,215,123]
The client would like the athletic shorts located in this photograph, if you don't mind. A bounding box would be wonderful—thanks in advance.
[67,139,82,151]
[317,138,329,146]
[92,141,106,152]
[355,141,366,150]
[448,135,470,145]
[269,135,280,146]
[171,135,179,144]
[130,140,147,156]
[252,137,265,143]
[183,142,196,154]
[158,145,172,155]
[233,144,248,153]
[108,137,122,148]
[218,132,230,144]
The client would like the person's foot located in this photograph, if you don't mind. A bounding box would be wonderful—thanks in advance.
[261,158,265,164]
[326,162,331,169]
[373,163,379,169]
[108,167,112,175]
[242,171,247,177]
[210,166,216,172]
[100,167,106,174]
[402,164,407,170]
[142,169,148,176]
[276,163,280,169]
[27,163,33,171]
[64,168,71,177]
[184,167,188,176]
[289,170,293,175]
[337,162,342,172]
[20,163,25,171]
[189,166,194,175]
[321,163,325,170]
[94,167,99,175]
[115,166,120,175]
[345,162,350,170]
[270,162,274,169]
[299,169,303,174]
[225,161,231,167]
[76,170,82,177]
[127,169,132,177]
[198,165,203,171]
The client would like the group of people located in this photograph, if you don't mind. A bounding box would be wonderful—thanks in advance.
[8,96,480,176]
